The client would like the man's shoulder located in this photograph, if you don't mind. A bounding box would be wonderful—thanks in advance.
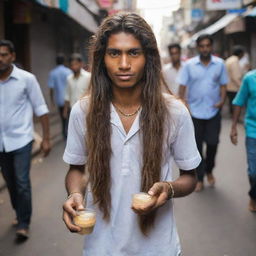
[183,56,198,66]
[14,66,36,81]
[212,55,224,65]
[163,63,173,71]
[81,69,91,78]
[71,96,90,117]
[163,93,188,116]
[244,70,256,80]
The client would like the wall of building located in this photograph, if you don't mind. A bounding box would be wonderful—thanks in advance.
[0,1,4,39]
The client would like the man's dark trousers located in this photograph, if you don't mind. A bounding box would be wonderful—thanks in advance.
[0,141,33,229]
[192,112,221,182]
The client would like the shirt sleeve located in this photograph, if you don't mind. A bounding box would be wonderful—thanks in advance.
[63,102,87,165]
[65,79,71,102]
[27,74,49,116]
[232,76,249,107]
[219,62,229,86]
[171,107,201,170]
[48,71,54,89]
[177,63,189,86]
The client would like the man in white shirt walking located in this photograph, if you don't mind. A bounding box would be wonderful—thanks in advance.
[0,40,51,239]
[162,43,184,95]
[63,53,91,118]
[62,13,201,256]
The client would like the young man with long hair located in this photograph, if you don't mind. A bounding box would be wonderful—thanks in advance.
[62,13,201,256]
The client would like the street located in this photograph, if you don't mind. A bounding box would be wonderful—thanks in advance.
[0,117,255,256]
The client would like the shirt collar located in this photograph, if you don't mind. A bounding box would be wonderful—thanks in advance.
[196,55,216,65]
[9,64,20,80]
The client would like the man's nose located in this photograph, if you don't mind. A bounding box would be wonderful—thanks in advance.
[119,55,131,70]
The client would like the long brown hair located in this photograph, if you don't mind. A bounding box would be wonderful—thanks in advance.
[86,12,168,235]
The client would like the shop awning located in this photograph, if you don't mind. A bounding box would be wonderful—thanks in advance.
[182,13,238,48]
[244,7,256,17]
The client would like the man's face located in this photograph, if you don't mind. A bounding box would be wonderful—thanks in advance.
[0,46,15,72]
[169,47,181,64]
[104,32,146,89]
[70,60,83,73]
[197,39,213,58]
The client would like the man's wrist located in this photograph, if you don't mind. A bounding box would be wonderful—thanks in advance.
[67,191,83,199]
[162,181,175,199]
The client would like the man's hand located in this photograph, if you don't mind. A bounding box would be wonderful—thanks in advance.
[63,193,85,233]
[131,182,170,215]
[230,126,238,145]
[214,100,225,109]
[40,138,51,157]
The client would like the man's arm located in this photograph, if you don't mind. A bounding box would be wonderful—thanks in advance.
[63,100,70,119]
[39,114,51,156]
[179,85,186,100]
[49,88,55,107]
[132,170,197,215]
[63,164,88,232]
[214,85,226,109]
[230,105,242,145]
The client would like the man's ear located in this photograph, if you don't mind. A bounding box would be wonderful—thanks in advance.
[12,52,16,62]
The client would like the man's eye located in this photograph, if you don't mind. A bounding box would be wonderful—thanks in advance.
[129,51,139,56]
[109,51,119,57]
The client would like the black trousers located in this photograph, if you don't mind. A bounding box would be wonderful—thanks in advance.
[227,91,237,115]
[58,106,68,139]
[192,112,221,182]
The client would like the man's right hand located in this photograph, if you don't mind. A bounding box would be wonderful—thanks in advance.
[230,126,238,145]
[62,193,84,233]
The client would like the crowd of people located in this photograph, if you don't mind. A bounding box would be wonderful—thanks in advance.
[0,11,255,256]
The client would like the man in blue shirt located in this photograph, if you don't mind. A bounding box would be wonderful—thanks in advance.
[230,70,256,212]
[0,40,51,239]
[178,34,228,192]
[48,54,71,139]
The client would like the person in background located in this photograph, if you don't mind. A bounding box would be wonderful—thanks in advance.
[230,69,256,212]
[0,40,51,239]
[62,13,201,256]
[63,53,91,119]
[178,34,228,192]
[162,43,184,95]
[225,46,245,115]
[48,54,71,139]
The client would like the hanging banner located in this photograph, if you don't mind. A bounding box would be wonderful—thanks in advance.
[206,0,242,10]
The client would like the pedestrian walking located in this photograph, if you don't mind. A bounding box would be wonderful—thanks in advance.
[0,40,51,239]
[230,69,256,212]
[48,54,72,139]
[178,34,228,192]
[63,53,91,119]
[62,13,201,256]
[162,43,184,95]
[225,45,245,115]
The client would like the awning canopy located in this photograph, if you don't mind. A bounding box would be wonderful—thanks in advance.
[182,13,238,48]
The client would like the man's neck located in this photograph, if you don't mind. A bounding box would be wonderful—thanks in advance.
[0,65,13,82]
[200,55,211,66]
[73,70,81,78]
[112,85,142,108]
[172,61,181,70]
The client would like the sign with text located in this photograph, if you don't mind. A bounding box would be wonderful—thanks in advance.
[206,0,242,10]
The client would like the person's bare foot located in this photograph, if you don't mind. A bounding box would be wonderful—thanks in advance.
[195,182,204,192]
[12,218,18,226]
[16,229,29,239]
[249,199,256,212]
[207,173,215,187]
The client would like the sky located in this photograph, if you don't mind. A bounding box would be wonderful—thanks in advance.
[136,0,180,44]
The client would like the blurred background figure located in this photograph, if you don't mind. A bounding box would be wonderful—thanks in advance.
[162,43,184,95]
[225,45,245,116]
[0,40,50,240]
[63,53,91,120]
[48,54,72,139]
[230,68,256,212]
[178,34,228,192]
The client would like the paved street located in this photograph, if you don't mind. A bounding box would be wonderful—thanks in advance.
[0,117,255,256]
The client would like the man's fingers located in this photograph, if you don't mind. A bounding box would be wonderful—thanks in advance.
[63,211,81,232]
[155,192,168,207]
[63,201,77,218]
[148,183,163,196]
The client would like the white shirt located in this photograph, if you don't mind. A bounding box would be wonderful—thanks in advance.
[63,94,201,256]
[65,69,91,107]
[0,65,49,152]
[162,62,184,95]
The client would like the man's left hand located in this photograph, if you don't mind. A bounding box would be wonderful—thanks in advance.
[131,182,170,215]
[214,101,225,109]
[40,139,51,157]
